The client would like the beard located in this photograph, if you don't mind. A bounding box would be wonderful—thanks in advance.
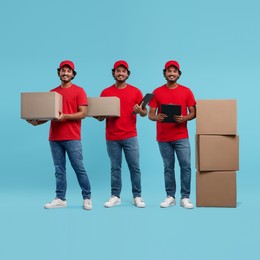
[166,75,179,83]
[60,75,73,83]
[114,75,128,82]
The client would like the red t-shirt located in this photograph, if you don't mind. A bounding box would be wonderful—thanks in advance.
[101,84,143,141]
[49,84,88,141]
[149,84,196,142]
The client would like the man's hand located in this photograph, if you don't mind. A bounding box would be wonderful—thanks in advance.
[174,115,186,123]
[133,103,143,114]
[26,119,38,126]
[54,112,66,122]
[133,102,147,117]
[156,113,168,122]
[93,116,106,121]
[26,119,48,126]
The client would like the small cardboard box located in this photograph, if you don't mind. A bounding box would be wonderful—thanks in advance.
[196,135,239,171]
[21,92,62,120]
[196,99,237,135]
[87,97,120,117]
[196,171,236,207]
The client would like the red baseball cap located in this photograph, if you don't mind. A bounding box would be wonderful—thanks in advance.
[59,60,75,70]
[164,60,180,71]
[113,60,129,70]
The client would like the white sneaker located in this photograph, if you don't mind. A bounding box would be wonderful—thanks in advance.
[83,199,92,210]
[104,196,121,208]
[133,197,146,208]
[180,198,194,209]
[44,198,67,209]
[160,196,176,208]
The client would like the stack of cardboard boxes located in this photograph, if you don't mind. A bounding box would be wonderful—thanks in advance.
[195,100,239,207]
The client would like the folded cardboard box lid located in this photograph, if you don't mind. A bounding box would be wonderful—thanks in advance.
[196,99,237,135]
[21,92,62,120]
[196,171,236,207]
[87,97,120,117]
[196,135,239,171]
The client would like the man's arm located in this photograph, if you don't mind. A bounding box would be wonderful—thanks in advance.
[133,102,147,117]
[55,105,87,122]
[148,107,167,122]
[174,105,196,123]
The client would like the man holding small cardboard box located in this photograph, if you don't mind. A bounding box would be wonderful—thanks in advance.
[27,60,92,210]
[95,60,147,208]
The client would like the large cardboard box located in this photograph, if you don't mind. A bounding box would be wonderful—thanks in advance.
[196,135,239,171]
[196,171,236,207]
[196,99,237,135]
[87,97,120,117]
[21,92,62,120]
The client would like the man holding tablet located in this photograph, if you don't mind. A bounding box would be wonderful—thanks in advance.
[148,60,196,209]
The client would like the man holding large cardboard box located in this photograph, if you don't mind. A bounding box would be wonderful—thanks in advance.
[148,60,196,209]
[95,60,147,208]
[27,60,92,210]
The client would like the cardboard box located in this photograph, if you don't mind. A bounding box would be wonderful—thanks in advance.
[87,97,120,117]
[196,99,237,135]
[21,92,62,120]
[196,135,239,171]
[196,171,236,207]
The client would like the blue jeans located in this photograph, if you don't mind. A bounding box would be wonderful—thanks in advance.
[158,138,191,199]
[49,140,91,200]
[106,137,142,198]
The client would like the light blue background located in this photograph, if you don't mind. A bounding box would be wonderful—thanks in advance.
[0,0,259,259]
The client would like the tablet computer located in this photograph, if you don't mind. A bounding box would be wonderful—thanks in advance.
[161,104,181,123]
[139,93,154,109]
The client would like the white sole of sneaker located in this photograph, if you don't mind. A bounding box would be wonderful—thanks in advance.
[83,207,92,210]
[44,204,67,209]
[104,201,121,208]
[133,204,145,208]
[160,203,176,208]
[180,205,194,209]
[132,202,145,208]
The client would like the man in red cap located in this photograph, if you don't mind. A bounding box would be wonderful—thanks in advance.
[148,60,196,209]
[95,60,147,208]
[27,60,92,210]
